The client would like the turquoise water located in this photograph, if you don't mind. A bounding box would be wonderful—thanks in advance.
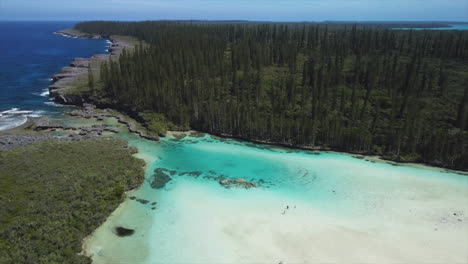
[393,24,468,30]
[85,129,468,263]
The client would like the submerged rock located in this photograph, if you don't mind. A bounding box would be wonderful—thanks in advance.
[136,199,149,205]
[149,168,174,189]
[220,178,257,189]
[114,227,135,237]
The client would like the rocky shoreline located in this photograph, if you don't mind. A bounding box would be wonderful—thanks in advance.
[49,29,132,105]
[68,103,159,141]
[47,29,467,172]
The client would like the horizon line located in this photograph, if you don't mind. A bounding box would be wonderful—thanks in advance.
[1,19,468,23]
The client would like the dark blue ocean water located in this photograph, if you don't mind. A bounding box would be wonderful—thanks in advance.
[0,21,108,130]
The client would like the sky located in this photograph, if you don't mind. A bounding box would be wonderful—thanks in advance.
[0,0,467,22]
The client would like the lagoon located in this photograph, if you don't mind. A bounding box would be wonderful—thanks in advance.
[84,127,468,263]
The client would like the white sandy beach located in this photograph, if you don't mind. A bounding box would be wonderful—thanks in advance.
[84,133,468,264]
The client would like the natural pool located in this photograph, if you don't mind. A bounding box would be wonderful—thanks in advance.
[80,124,468,264]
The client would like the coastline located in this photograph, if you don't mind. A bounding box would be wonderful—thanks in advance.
[44,29,467,261]
[49,29,132,105]
[49,28,467,172]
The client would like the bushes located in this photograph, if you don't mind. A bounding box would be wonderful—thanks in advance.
[140,112,182,135]
[0,138,145,264]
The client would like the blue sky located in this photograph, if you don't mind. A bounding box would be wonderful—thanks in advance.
[0,0,467,21]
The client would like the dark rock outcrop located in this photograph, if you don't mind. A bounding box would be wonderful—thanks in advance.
[0,134,55,151]
[220,178,257,189]
[149,168,175,189]
[114,227,135,237]
[69,104,158,141]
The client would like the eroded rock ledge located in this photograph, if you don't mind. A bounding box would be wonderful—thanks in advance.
[68,104,159,141]
[49,30,133,105]
[0,118,119,151]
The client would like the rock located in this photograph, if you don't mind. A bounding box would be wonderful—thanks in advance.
[235,178,247,183]
[149,168,173,189]
[48,30,136,110]
[220,179,232,185]
[70,58,91,68]
[114,227,135,237]
[104,128,120,133]
[136,199,150,205]
[220,178,257,189]
[0,134,55,150]
[54,94,84,106]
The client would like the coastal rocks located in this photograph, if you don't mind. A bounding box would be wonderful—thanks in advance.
[55,29,104,39]
[0,122,120,150]
[49,30,132,105]
[68,104,159,141]
[125,119,159,141]
[149,168,176,189]
[219,178,257,189]
[69,58,91,68]
[55,94,84,105]
[68,103,99,119]
[33,117,119,139]
[0,134,55,151]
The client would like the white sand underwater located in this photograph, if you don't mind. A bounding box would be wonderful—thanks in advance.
[84,132,468,264]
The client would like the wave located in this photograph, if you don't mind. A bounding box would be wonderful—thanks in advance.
[54,32,72,38]
[1,108,33,115]
[40,89,50,97]
[0,108,46,131]
[32,89,50,97]
[44,101,67,107]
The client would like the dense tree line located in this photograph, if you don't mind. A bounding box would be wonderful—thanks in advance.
[76,21,468,170]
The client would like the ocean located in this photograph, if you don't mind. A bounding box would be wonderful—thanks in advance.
[393,24,468,30]
[0,21,108,130]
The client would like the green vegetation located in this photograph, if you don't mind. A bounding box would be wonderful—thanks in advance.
[75,21,468,170]
[0,138,145,264]
[140,112,185,136]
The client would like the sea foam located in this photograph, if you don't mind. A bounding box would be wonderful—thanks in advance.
[0,108,45,131]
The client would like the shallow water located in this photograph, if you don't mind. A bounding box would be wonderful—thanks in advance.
[85,129,468,263]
